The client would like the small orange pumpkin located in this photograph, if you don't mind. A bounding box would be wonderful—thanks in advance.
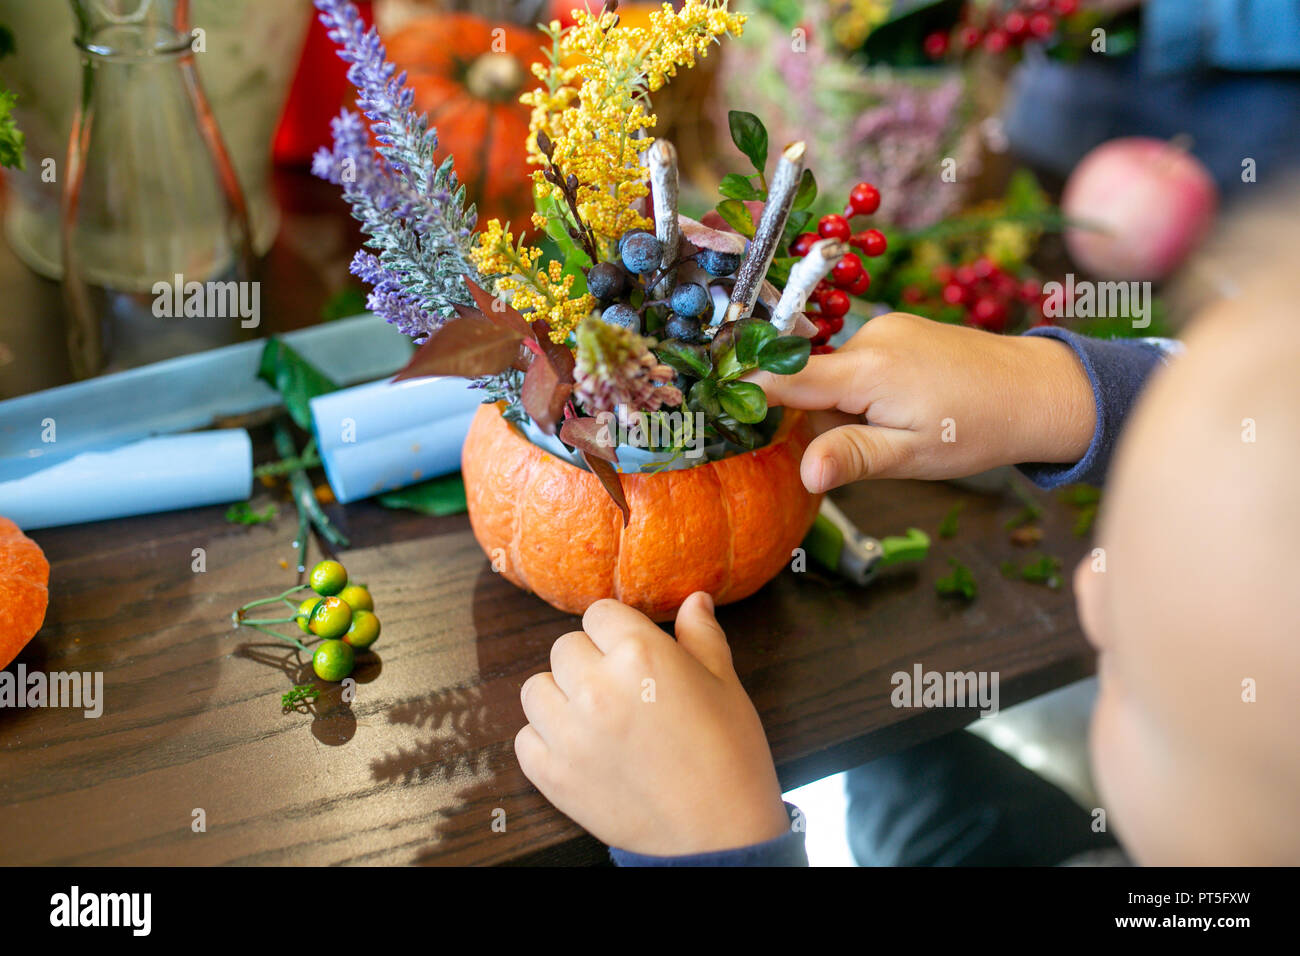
[385,14,543,231]
[0,515,49,670]
[461,402,822,621]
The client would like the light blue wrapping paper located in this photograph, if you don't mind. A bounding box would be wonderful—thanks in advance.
[0,430,252,530]
[309,377,485,503]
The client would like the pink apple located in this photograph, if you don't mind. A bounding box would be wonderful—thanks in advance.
[1062,137,1218,282]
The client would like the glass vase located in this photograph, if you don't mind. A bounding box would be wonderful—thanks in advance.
[61,0,255,377]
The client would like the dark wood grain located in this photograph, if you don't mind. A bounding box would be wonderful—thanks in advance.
[0,468,1094,866]
[0,167,1094,866]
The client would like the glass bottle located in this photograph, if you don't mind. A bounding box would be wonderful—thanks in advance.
[61,0,256,377]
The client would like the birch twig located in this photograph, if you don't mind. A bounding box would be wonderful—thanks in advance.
[771,238,847,333]
[726,140,806,323]
[648,139,681,298]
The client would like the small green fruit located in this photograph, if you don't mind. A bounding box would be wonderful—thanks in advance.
[343,609,381,650]
[296,597,320,634]
[337,583,373,612]
[309,560,348,596]
[309,595,352,639]
[312,639,355,682]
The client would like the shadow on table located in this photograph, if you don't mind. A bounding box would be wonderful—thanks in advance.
[234,640,384,746]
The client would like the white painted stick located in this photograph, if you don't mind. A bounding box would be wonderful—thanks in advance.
[727,140,806,323]
[648,139,680,298]
[772,239,847,333]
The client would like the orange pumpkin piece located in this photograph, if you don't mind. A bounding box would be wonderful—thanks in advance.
[461,403,822,621]
[385,14,544,233]
[0,516,50,669]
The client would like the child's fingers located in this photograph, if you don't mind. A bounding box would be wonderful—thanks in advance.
[801,424,917,490]
[807,408,861,436]
[745,349,879,415]
[673,591,733,679]
[513,723,550,788]
[581,598,666,654]
[550,629,603,697]
[519,671,568,741]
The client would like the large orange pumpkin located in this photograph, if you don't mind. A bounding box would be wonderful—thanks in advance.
[385,14,543,231]
[462,402,822,621]
[1,516,50,670]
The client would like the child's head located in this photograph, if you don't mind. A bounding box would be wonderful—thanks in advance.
[1075,258,1300,864]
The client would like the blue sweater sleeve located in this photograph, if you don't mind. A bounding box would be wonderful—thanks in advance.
[1145,0,1300,74]
[1016,327,1179,489]
[609,803,809,867]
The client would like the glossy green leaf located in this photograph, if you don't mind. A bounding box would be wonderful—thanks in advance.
[655,340,711,378]
[257,337,340,432]
[377,472,467,516]
[717,380,768,424]
[727,109,769,173]
[719,172,763,201]
[756,335,811,375]
[735,318,778,366]
[714,199,755,239]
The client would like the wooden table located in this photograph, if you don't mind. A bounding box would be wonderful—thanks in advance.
[0,172,1095,866]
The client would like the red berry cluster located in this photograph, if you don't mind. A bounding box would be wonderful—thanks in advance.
[788,182,887,355]
[902,256,1048,333]
[924,0,1078,59]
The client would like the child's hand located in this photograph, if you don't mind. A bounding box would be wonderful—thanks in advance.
[747,312,1095,492]
[515,593,791,857]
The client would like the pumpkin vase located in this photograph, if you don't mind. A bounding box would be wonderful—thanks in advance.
[461,403,822,621]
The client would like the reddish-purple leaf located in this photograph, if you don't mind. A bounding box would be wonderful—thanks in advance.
[530,319,577,383]
[560,416,618,463]
[521,357,571,434]
[394,316,523,381]
[689,208,760,249]
[582,450,630,527]
[464,277,534,340]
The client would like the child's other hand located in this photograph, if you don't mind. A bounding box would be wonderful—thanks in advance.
[747,312,1095,492]
[515,593,790,857]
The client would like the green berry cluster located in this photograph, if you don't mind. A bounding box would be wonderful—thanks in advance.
[232,559,382,687]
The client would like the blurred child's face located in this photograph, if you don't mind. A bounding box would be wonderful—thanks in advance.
[1073,290,1300,864]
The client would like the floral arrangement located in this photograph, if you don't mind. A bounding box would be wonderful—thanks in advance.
[311,0,872,519]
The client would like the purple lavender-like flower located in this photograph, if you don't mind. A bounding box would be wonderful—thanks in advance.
[311,0,479,342]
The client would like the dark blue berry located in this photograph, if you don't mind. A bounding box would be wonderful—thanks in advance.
[586,262,625,301]
[620,232,663,275]
[669,282,711,318]
[600,303,641,333]
[664,312,706,344]
[697,249,742,277]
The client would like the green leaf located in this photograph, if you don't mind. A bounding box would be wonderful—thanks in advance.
[713,345,745,382]
[728,110,769,173]
[938,502,964,539]
[756,335,811,375]
[0,88,25,171]
[778,208,813,250]
[257,337,340,432]
[765,256,799,286]
[655,340,711,378]
[735,318,778,366]
[714,199,755,239]
[936,558,977,600]
[377,472,467,516]
[225,501,279,526]
[688,378,722,418]
[793,168,817,210]
[717,380,767,424]
[718,172,763,202]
